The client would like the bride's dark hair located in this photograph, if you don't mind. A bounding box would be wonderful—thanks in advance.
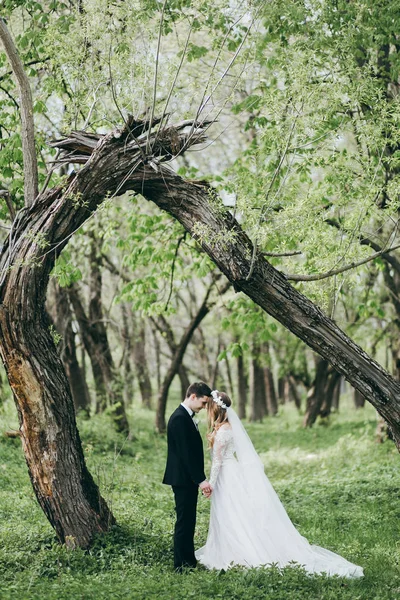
[207,391,232,448]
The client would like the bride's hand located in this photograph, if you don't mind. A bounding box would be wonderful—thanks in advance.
[199,480,213,497]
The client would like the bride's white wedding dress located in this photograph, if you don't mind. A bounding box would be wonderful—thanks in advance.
[195,408,363,577]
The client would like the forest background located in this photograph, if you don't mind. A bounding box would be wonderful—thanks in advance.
[0,1,399,598]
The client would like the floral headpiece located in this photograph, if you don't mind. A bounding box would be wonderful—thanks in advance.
[211,390,227,409]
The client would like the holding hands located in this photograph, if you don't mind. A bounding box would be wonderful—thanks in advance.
[199,480,213,498]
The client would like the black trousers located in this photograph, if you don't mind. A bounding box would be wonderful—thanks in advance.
[172,484,199,571]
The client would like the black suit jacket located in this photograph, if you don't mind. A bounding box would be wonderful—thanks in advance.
[163,405,206,486]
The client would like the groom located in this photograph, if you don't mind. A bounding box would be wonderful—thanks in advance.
[163,381,213,572]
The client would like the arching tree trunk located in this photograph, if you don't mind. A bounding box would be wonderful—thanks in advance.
[3,114,400,552]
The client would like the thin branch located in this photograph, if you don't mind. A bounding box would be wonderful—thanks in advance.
[152,19,194,149]
[246,108,299,281]
[0,18,38,206]
[0,190,16,221]
[287,243,400,282]
[165,232,186,310]
[0,57,50,83]
[261,250,302,257]
[39,149,61,195]
[146,0,168,154]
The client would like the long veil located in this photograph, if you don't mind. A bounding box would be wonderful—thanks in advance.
[225,406,363,577]
[226,406,290,517]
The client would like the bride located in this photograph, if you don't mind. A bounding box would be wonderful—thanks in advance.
[195,390,363,577]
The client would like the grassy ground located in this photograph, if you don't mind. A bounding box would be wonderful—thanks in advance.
[0,394,399,600]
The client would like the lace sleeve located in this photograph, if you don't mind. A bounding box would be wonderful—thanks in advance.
[209,426,232,487]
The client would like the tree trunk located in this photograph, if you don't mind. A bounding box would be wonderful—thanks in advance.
[48,280,91,415]
[131,313,152,409]
[353,388,366,409]
[120,303,135,408]
[224,351,235,399]
[249,346,267,421]
[288,374,301,410]
[303,358,330,427]
[0,274,115,547]
[131,161,400,445]
[67,279,129,433]
[237,352,247,419]
[264,367,278,416]
[332,377,341,411]
[150,321,162,390]
[320,370,341,417]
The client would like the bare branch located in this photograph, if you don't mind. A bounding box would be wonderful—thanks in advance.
[0,18,38,207]
[261,250,302,258]
[165,232,186,310]
[287,243,400,282]
[147,0,168,154]
[0,189,16,221]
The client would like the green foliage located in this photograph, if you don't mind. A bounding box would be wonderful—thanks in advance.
[0,394,399,599]
[51,250,82,287]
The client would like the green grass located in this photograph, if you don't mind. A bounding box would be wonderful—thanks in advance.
[0,395,399,600]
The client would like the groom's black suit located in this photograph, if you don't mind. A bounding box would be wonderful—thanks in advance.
[163,404,206,571]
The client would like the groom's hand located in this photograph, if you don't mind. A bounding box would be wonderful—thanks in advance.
[199,480,212,497]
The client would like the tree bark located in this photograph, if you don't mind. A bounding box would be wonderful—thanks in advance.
[0,292,115,547]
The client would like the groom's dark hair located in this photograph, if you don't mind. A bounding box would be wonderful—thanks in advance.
[186,381,212,398]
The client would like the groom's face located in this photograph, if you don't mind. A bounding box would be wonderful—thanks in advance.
[190,394,210,413]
